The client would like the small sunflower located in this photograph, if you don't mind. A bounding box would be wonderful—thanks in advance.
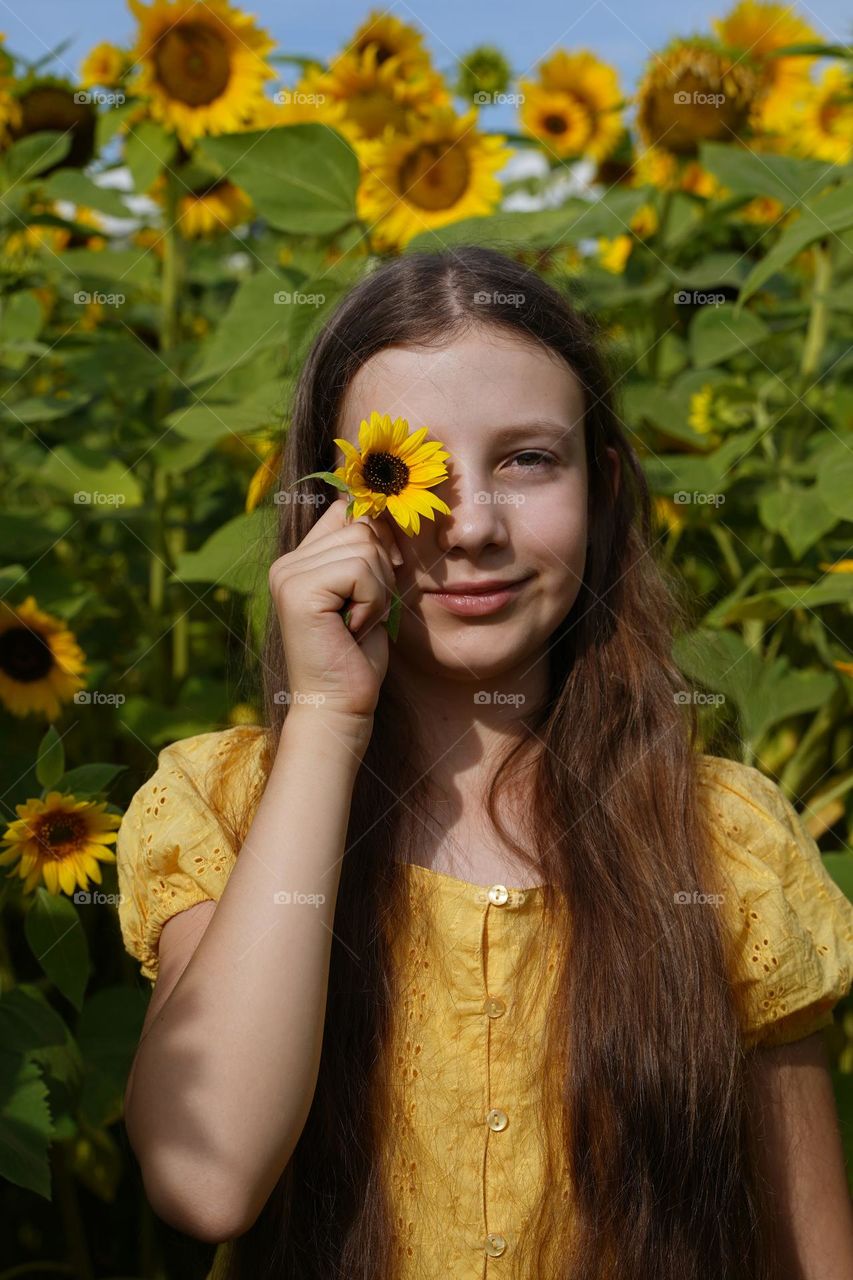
[0,596,87,720]
[630,145,680,191]
[178,178,253,237]
[688,385,716,434]
[790,66,853,165]
[738,194,784,224]
[0,792,120,896]
[355,105,512,252]
[597,234,632,274]
[332,411,452,537]
[518,86,592,159]
[128,0,276,147]
[636,35,761,156]
[713,1,817,106]
[521,49,624,162]
[299,44,450,145]
[348,10,433,77]
[79,41,128,89]
[629,202,659,238]
[6,77,96,169]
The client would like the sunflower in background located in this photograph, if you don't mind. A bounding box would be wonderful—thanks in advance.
[128,0,276,147]
[356,105,512,252]
[713,1,818,136]
[0,792,120,896]
[519,50,624,163]
[348,10,434,77]
[79,40,128,89]
[0,597,88,720]
[761,65,853,165]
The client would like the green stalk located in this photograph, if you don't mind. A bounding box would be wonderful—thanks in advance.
[800,238,831,381]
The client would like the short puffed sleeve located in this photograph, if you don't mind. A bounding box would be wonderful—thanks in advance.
[697,754,853,1050]
[116,725,267,983]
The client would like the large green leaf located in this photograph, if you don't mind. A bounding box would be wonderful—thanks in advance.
[737,183,853,306]
[39,169,130,219]
[54,246,157,286]
[24,891,90,1012]
[174,508,273,593]
[758,485,838,558]
[689,303,770,367]
[2,130,71,185]
[189,272,294,383]
[199,124,360,235]
[39,444,143,508]
[699,141,840,207]
[817,446,853,522]
[124,119,176,194]
[77,987,146,1128]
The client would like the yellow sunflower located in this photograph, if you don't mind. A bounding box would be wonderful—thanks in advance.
[521,49,624,162]
[347,10,433,76]
[356,105,512,252]
[713,1,817,108]
[0,792,120,896]
[246,441,282,513]
[688,385,716,434]
[332,411,452,536]
[597,234,632,274]
[739,194,785,223]
[128,0,276,147]
[178,178,253,237]
[630,145,680,191]
[80,41,127,89]
[299,44,450,145]
[242,87,347,130]
[788,66,853,165]
[518,86,592,159]
[629,202,659,238]
[0,596,87,719]
[636,36,761,155]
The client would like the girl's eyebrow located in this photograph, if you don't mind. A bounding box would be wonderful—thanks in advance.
[490,419,577,442]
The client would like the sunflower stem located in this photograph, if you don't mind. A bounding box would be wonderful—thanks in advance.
[800,238,831,381]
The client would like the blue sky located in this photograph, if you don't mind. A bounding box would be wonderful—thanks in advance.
[3,0,849,111]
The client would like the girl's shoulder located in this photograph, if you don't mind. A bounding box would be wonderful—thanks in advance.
[694,752,853,1048]
[115,724,271,982]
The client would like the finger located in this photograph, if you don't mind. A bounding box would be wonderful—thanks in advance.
[298,488,352,548]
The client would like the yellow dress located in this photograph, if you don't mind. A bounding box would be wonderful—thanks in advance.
[116,726,853,1276]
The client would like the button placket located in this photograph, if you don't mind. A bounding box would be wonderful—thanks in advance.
[482,883,518,1263]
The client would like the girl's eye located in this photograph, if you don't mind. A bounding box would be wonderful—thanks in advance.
[508,451,557,471]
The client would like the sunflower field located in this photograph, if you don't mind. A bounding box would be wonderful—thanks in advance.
[1,0,853,1273]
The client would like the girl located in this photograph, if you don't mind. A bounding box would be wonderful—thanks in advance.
[117,245,853,1280]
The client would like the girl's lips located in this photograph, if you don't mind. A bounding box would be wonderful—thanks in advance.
[426,577,532,617]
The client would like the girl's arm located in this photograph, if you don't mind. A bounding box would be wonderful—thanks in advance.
[122,708,373,1243]
[752,1030,853,1279]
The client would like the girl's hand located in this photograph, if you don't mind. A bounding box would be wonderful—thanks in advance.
[268,494,404,725]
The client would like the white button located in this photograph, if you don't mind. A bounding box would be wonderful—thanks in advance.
[488,884,509,905]
[484,997,506,1018]
[485,1233,507,1256]
[486,1108,508,1131]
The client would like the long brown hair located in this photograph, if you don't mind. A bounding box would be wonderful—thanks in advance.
[206,245,779,1279]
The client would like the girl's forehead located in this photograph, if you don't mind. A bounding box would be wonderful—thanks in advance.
[336,333,584,443]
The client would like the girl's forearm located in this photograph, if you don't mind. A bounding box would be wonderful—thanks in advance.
[124,710,372,1239]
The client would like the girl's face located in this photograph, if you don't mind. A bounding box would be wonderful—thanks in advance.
[335,325,618,683]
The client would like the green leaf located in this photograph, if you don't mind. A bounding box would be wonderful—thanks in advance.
[55,764,126,797]
[77,987,146,1128]
[737,184,853,306]
[199,123,360,235]
[689,303,770,367]
[39,169,130,219]
[715,576,853,623]
[55,247,156,286]
[174,508,273,593]
[39,444,143,508]
[0,1050,52,1198]
[189,273,293,383]
[699,141,840,206]
[291,470,349,492]
[758,485,838,558]
[2,130,72,184]
[824,852,853,904]
[36,726,65,790]
[817,447,853,522]
[124,119,176,194]
[24,891,90,1011]
[0,291,43,371]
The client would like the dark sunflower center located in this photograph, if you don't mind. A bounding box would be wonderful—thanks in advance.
[363,451,410,496]
[543,112,568,134]
[0,625,55,683]
[399,144,470,210]
[155,23,231,106]
[36,813,86,856]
